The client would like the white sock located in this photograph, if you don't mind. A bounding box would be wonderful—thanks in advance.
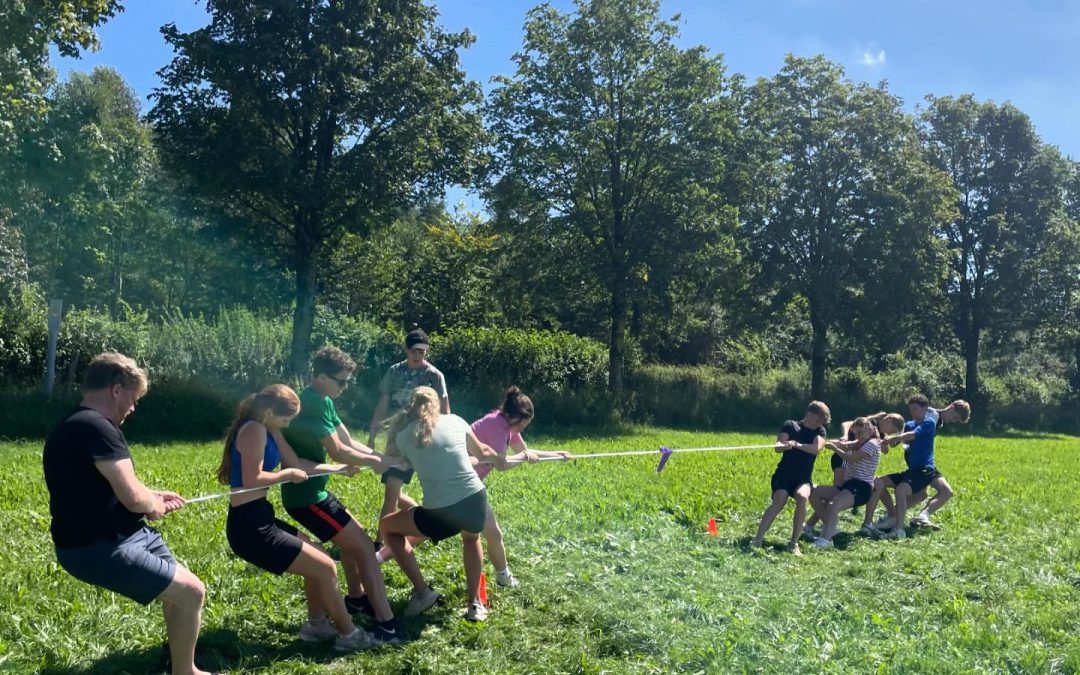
[375,549,386,563]
[919,509,930,520]
[496,566,510,577]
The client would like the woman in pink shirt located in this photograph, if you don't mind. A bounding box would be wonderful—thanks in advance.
[470,387,571,587]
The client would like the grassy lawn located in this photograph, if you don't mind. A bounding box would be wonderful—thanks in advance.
[2,426,1079,673]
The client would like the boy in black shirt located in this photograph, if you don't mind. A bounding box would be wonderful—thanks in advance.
[751,401,831,556]
[43,353,211,675]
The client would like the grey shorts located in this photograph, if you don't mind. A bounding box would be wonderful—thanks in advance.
[55,526,177,605]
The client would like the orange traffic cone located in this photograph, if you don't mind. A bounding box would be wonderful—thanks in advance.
[478,572,489,606]
[707,517,718,536]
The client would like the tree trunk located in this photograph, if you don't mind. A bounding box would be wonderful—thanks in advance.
[810,307,827,400]
[289,240,318,378]
[608,270,628,394]
[963,325,980,405]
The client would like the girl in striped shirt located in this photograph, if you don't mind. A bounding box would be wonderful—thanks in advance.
[807,417,883,549]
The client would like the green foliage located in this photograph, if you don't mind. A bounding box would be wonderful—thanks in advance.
[3,430,1080,672]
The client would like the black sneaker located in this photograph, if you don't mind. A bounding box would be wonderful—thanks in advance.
[344,594,376,617]
[370,619,408,646]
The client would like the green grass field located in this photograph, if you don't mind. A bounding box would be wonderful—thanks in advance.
[2,427,1080,673]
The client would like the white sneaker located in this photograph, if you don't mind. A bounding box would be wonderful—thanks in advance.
[465,600,488,622]
[911,513,932,528]
[812,537,833,550]
[875,515,896,530]
[334,628,375,653]
[298,619,339,642]
[404,585,440,617]
[800,524,818,541]
[887,528,906,540]
[495,570,519,588]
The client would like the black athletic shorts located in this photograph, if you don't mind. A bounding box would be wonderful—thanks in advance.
[887,467,943,495]
[770,470,812,497]
[381,467,415,485]
[841,479,873,507]
[413,489,488,543]
[227,499,304,575]
[286,493,356,544]
[830,454,844,471]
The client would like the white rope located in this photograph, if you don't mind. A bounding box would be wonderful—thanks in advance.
[184,471,339,504]
[505,443,778,465]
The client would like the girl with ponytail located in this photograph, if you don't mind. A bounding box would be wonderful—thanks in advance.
[378,387,508,622]
[218,384,374,653]
[469,386,572,588]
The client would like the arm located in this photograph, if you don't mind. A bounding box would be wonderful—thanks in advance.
[774,431,792,452]
[466,430,508,469]
[329,426,404,472]
[275,430,356,477]
[368,392,390,447]
[791,435,826,456]
[95,459,167,520]
[824,438,860,452]
[237,424,308,487]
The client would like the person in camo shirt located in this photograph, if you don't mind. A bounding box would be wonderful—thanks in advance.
[369,328,449,525]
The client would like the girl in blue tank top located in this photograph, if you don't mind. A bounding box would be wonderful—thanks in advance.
[214,384,371,652]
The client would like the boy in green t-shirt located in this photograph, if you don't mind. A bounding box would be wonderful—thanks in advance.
[281,346,406,645]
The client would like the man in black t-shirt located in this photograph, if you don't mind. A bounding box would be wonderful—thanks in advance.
[750,401,831,556]
[43,353,211,675]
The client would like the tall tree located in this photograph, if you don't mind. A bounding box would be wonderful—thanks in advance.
[747,55,953,398]
[922,96,1071,403]
[149,0,485,375]
[487,0,740,392]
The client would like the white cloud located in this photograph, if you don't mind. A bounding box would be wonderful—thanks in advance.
[860,49,886,66]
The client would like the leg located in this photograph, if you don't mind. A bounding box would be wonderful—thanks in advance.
[808,485,839,526]
[752,491,789,547]
[832,466,845,488]
[925,476,953,516]
[862,477,892,527]
[482,505,509,573]
[379,507,430,591]
[893,482,912,535]
[788,484,812,553]
[820,490,855,541]
[462,531,484,604]
[157,565,209,675]
[333,520,393,623]
[287,543,356,635]
[880,486,896,519]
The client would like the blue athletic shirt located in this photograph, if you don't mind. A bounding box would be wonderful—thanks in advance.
[903,418,937,470]
[230,422,282,488]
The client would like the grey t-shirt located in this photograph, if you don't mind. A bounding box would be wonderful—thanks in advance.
[394,414,484,509]
[380,361,448,412]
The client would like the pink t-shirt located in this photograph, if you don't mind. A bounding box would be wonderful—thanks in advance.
[470,411,523,481]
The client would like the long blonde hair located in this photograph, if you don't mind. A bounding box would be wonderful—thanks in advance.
[216,384,300,484]
[386,386,441,453]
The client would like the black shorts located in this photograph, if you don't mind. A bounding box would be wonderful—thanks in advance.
[771,470,812,497]
[227,499,304,575]
[413,489,488,543]
[381,467,415,485]
[887,467,943,495]
[841,479,873,507]
[830,454,844,471]
[286,493,356,544]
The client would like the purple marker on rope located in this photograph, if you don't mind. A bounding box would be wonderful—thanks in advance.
[656,446,674,473]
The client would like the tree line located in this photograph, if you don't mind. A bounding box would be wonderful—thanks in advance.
[2,0,1078,413]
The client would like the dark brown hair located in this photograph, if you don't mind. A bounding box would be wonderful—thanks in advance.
[311,346,356,378]
[907,394,930,408]
[499,386,534,424]
[83,352,148,392]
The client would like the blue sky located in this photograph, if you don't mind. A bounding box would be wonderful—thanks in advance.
[56,0,1080,207]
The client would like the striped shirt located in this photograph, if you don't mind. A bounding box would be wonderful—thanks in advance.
[842,439,881,484]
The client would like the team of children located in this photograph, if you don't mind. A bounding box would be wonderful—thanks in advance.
[42,341,970,670]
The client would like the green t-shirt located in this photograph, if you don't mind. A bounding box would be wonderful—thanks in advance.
[280,387,342,508]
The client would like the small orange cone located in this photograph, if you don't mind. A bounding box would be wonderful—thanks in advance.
[707,517,718,536]
[478,572,489,606]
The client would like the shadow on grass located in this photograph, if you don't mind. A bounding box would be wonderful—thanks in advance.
[36,617,444,675]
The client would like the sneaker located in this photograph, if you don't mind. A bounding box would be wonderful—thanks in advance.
[887,528,906,540]
[334,628,376,653]
[465,600,489,622]
[344,594,376,617]
[370,619,407,646]
[298,619,339,642]
[911,513,932,529]
[404,585,440,617]
[858,524,877,537]
[875,515,896,530]
[812,537,833,550]
[495,570,519,588]
[800,524,817,542]
[787,543,803,557]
